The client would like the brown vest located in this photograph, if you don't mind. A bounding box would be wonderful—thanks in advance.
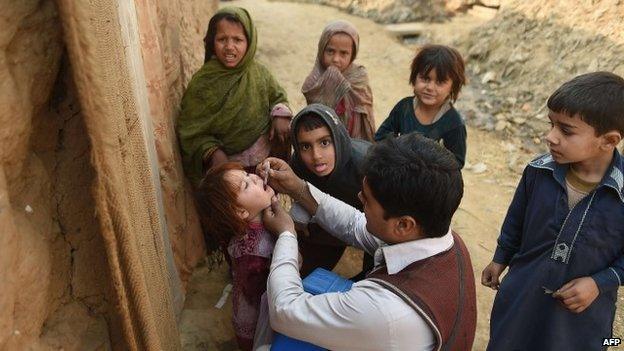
[367,232,476,351]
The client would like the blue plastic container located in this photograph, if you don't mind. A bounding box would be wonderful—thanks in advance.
[271,332,325,351]
[270,268,354,351]
[302,268,354,295]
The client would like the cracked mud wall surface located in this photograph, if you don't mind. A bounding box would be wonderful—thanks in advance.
[1,0,218,349]
[0,0,114,349]
[32,56,118,350]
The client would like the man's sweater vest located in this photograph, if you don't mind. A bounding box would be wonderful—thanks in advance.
[367,232,476,351]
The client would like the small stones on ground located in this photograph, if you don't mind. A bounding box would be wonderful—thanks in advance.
[512,117,526,125]
[507,154,519,171]
[481,71,497,84]
[25,205,33,214]
[495,120,507,131]
[470,162,488,174]
[501,142,517,152]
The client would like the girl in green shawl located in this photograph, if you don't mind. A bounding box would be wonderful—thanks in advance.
[177,7,292,186]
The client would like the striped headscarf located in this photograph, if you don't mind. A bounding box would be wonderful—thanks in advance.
[302,20,375,142]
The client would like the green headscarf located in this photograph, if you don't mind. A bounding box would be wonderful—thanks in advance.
[177,6,289,185]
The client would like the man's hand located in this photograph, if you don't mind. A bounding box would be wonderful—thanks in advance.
[269,117,290,144]
[553,276,599,313]
[262,198,296,236]
[256,157,305,196]
[481,261,507,290]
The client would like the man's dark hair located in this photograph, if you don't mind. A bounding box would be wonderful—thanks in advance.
[203,13,248,63]
[362,133,463,238]
[409,44,466,102]
[294,113,328,133]
[547,71,624,135]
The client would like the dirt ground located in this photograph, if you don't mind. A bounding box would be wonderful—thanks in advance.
[179,1,623,349]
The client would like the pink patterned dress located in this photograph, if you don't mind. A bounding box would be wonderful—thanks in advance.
[227,222,275,351]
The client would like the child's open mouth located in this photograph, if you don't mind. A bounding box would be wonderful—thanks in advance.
[314,163,328,173]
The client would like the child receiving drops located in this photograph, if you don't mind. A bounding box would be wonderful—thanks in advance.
[375,44,467,167]
[302,20,375,142]
[195,162,277,351]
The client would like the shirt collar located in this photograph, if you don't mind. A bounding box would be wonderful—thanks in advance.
[374,228,454,275]
[529,151,624,203]
[413,97,452,124]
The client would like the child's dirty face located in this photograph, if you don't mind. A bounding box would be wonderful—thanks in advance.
[545,111,610,164]
[214,19,248,68]
[413,68,452,108]
[225,170,274,220]
[297,125,336,177]
[322,33,353,72]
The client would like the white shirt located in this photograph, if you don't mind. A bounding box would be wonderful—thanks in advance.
[267,184,454,351]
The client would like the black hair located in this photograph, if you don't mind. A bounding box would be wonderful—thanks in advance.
[294,113,328,133]
[362,133,463,238]
[203,13,248,63]
[409,44,466,102]
[547,71,624,135]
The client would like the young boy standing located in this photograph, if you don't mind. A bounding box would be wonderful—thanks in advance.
[482,72,624,350]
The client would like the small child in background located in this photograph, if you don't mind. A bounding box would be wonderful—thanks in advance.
[302,20,376,142]
[481,72,624,351]
[195,162,277,351]
[375,44,467,167]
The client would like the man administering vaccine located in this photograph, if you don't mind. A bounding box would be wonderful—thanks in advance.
[257,133,477,351]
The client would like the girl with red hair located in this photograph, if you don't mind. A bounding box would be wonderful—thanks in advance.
[196,162,276,351]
